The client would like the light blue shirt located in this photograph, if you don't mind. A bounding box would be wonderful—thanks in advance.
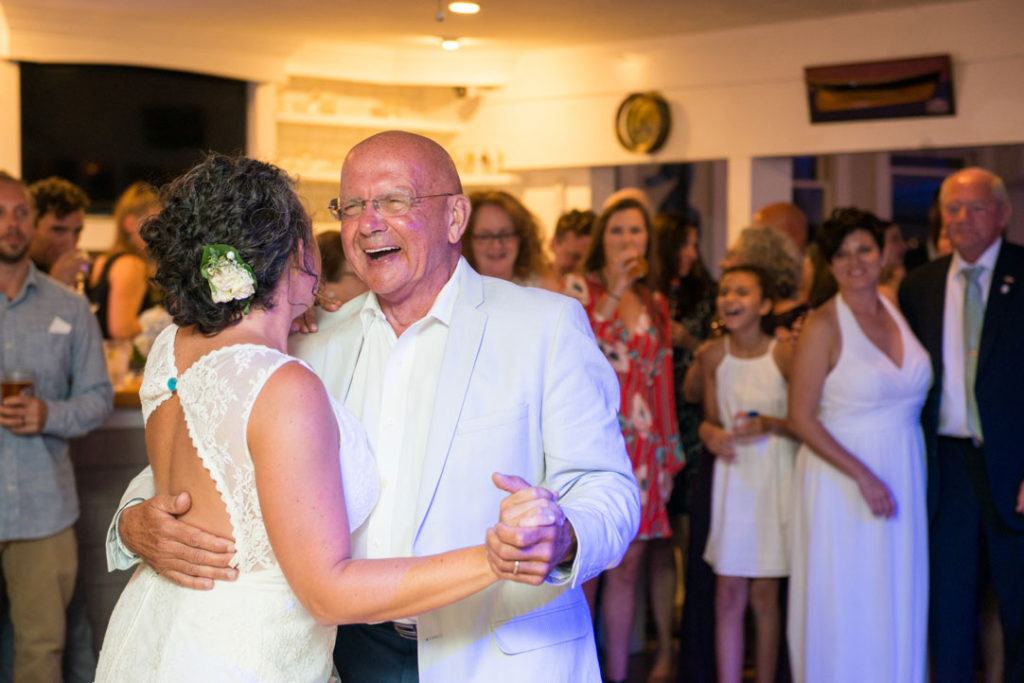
[0,264,113,540]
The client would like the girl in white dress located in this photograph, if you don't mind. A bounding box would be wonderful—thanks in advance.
[95,154,555,681]
[787,208,929,683]
[690,265,795,683]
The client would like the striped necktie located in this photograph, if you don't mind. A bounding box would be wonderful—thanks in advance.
[960,265,984,442]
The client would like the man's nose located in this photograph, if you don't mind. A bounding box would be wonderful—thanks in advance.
[358,208,387,233]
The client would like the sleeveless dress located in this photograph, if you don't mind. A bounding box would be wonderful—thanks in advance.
[703,338,797,577]
[95,324,379,682]
[787,294,930,683]
[86,252,161,338]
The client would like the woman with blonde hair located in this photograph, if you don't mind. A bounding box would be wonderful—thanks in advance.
[87,182,163,339]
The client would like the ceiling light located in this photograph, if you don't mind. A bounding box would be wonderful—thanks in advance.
[441,38,460,51]
[448,2,480,14]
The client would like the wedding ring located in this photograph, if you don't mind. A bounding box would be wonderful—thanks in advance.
[513,560,520,575]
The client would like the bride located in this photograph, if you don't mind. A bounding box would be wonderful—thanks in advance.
[94,154,531,681]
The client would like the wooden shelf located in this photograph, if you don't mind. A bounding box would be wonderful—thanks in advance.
[277,111,464,135]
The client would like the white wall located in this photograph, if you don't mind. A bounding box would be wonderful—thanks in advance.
[0,59,17,173]
[456,0,1024,238]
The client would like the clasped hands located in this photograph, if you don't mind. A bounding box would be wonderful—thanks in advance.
[485,473,576,586]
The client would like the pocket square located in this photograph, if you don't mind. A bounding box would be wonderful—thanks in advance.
[49,316,72,334]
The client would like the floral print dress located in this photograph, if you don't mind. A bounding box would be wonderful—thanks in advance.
[566,273,684,539]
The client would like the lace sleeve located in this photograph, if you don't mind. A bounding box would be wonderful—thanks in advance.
[139,324,178,424]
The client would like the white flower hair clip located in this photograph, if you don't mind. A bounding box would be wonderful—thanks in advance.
[200,244,257,312]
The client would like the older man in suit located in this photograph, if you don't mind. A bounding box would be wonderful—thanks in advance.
[107,132,639,682]
[899,167,1024,682]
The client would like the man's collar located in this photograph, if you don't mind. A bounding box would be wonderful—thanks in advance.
[359,257,466,332]
[953,237,1002,274]
[1,260,38,302]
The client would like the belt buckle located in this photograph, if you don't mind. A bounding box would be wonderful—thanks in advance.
[392,622,418,640]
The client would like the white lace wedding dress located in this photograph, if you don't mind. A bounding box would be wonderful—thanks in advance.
[95,324,378,682]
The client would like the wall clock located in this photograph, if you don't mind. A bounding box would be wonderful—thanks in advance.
[615,92,671,153]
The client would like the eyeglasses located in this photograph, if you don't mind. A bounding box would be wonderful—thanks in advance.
[327,192,455,221]
[470,231,519,245]
[943,201,996,217]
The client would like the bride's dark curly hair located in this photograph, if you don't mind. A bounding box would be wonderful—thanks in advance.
[141,153,316,334]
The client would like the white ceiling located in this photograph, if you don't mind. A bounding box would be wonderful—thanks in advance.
[3,0,966,53]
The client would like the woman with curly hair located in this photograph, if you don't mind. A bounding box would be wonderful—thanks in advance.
[95,154,521,681]
[461,190,558,289]
[565,197,684,683]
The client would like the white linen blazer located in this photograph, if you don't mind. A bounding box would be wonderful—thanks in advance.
[296,264,639,681]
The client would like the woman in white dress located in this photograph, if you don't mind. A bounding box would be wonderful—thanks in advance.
[95,154,546,681]
[787,207,931,682]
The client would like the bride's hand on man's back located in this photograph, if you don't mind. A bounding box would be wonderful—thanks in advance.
[120,492,238,589]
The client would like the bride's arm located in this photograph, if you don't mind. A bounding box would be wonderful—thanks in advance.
[786,305,896,519]
[249,362,499,625]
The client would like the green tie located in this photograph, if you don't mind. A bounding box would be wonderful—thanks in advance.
[961,265,984,442]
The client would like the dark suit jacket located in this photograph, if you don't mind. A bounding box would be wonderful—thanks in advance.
[899,241,1024,531]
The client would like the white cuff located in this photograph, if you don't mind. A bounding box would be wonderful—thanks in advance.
[105,498,144,571]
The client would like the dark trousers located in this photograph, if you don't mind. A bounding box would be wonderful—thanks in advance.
[333,623,418,683]
[676,450,716,683]
[929,437,1024,683]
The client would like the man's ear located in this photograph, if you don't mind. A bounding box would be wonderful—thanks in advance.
[447,194,471,245]
[999,200,1013,232]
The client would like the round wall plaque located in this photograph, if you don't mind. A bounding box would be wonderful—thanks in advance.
[615,92,671,153]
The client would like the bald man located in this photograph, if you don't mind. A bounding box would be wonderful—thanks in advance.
[754,202,808,254]
[107,133,639,682]
[899,167,1024,682]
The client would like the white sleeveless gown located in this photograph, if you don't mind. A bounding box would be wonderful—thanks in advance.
[95,324,378,682]
[787,295,930,683]
[704,338,797,577]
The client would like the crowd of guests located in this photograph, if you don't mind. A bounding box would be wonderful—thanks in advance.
[447,167,1019,683]
[3,155,1021,683]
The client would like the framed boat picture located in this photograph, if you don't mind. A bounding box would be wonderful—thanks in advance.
[804,54,955,124]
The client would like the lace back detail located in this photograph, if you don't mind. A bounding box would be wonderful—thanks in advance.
[184,348,297,572]
[142,326,302,572]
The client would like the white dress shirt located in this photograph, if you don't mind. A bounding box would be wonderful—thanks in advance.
[938,237,1002,437]
[345,260,463,567]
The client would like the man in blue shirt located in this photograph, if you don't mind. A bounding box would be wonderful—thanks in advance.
[0,171,112,682]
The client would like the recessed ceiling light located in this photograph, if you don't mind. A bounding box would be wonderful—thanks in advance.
[441,38,461,51]
[448,2,480,14]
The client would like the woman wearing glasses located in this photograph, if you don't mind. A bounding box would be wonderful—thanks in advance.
[565,197,684,683]
[461,190,559,289]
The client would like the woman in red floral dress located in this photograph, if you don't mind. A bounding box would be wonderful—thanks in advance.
[565,196,684,683]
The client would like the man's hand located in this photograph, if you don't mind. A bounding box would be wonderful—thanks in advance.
[0,395,48,435]
[289,292,346,335]
[120,492,238,589]
[1016,479,1024,515]
[485,473,577,585]
[290,307,319,335]
[50,250,92,288]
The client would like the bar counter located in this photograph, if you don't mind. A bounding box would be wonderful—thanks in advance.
[70,390,145,651]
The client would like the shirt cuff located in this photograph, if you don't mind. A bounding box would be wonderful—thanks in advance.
[543,510,581,587]
[105,498,144,571]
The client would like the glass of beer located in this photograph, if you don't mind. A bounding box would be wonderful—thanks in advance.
[1,369,35,400]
